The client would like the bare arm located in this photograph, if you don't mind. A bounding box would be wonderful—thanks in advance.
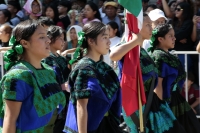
[196,41,200,52]
[3,100,22,133]
[191,15,199,42]
[161,0,174,18]
[0,47,11,52]
[77,99,88,133]
[110,34,142,61]
[154,77,163,100]
[61,48,76,56]
[191,97,200,108]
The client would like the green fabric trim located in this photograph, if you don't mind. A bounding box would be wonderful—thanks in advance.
[0,61,66,118]
[171,101,191,117]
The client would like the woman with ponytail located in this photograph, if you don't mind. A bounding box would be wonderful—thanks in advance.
[64,21,122,133]
[151,24,200,133]
[0,19,66,133]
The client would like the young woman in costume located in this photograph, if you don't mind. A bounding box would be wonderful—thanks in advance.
[150,24,200,133]
[110,15,186,133]
[43,26,71,133]
[0,19,66,133]
[64,21,122,133]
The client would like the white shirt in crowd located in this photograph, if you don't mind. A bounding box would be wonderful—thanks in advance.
[104,36,121,65]
[143,39,151,55]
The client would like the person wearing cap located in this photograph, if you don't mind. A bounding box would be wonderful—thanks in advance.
[0,4,7,10]
[7,1,22,26]
[58,1,71,30]
[102,1,122,35]
[143,9,168,54]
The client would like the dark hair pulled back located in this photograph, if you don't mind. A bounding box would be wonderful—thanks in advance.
[47,26,63,44]
[149,24,173,53]
[4,19,42,70]
[70,21,107,64]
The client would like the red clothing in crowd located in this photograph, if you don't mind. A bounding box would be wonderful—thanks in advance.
[181,86,200,105]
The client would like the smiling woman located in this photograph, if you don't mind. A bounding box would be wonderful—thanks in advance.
[0,19,66,133]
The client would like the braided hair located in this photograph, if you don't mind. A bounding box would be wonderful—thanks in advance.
[47,26,63,44]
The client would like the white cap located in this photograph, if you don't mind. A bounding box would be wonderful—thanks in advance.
[148,9,167,21]
[0,4,7,10]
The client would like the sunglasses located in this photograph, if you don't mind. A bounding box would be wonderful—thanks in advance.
[175,8,183,11]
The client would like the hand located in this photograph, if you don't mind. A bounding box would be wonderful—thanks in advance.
[193,15,200,25]
[180,39,187,43]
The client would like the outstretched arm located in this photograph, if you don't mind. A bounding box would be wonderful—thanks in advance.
[110,33,142,61]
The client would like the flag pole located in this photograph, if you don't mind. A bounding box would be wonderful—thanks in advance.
[138,75,144,132]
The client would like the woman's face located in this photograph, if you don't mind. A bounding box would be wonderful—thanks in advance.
[159,28,176,50]
[32,0,40,14]
[175,5,183,18]
[45,7,54,19]
[107,25,117,38]
[52,33,65,50]
[84,5,96,19]
[70,28,77,41]
[170,2,176,12]
[140,16,153,40]
[90,28,110,55]
[0,11,7,24]
[23,25,51,60]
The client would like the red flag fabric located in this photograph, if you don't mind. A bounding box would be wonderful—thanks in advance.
[121,13,146,116]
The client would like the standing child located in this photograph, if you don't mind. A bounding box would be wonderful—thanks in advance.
[64,21,122,133]
[150,24,200,133]
[43,26,71,133]
[0,20,66,133]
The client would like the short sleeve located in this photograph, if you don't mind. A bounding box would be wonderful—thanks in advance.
[153,53,177,78]
[1,71,33,102]
[70,69,96,100]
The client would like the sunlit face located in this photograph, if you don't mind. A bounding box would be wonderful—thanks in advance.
[90,28,110,55]
[107,25,117,38]
[32,0,40,14]
[70,28,77,41]
[158,28,176,50]
[51,33,65,51]
[45,7,54,19]
[175,5,183,18]
[152,17,166,29]
[0,26,9,40]
[24,25,51,60]
[105,5,117,18]
[84,5,96,19]
[140,16,153,40]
